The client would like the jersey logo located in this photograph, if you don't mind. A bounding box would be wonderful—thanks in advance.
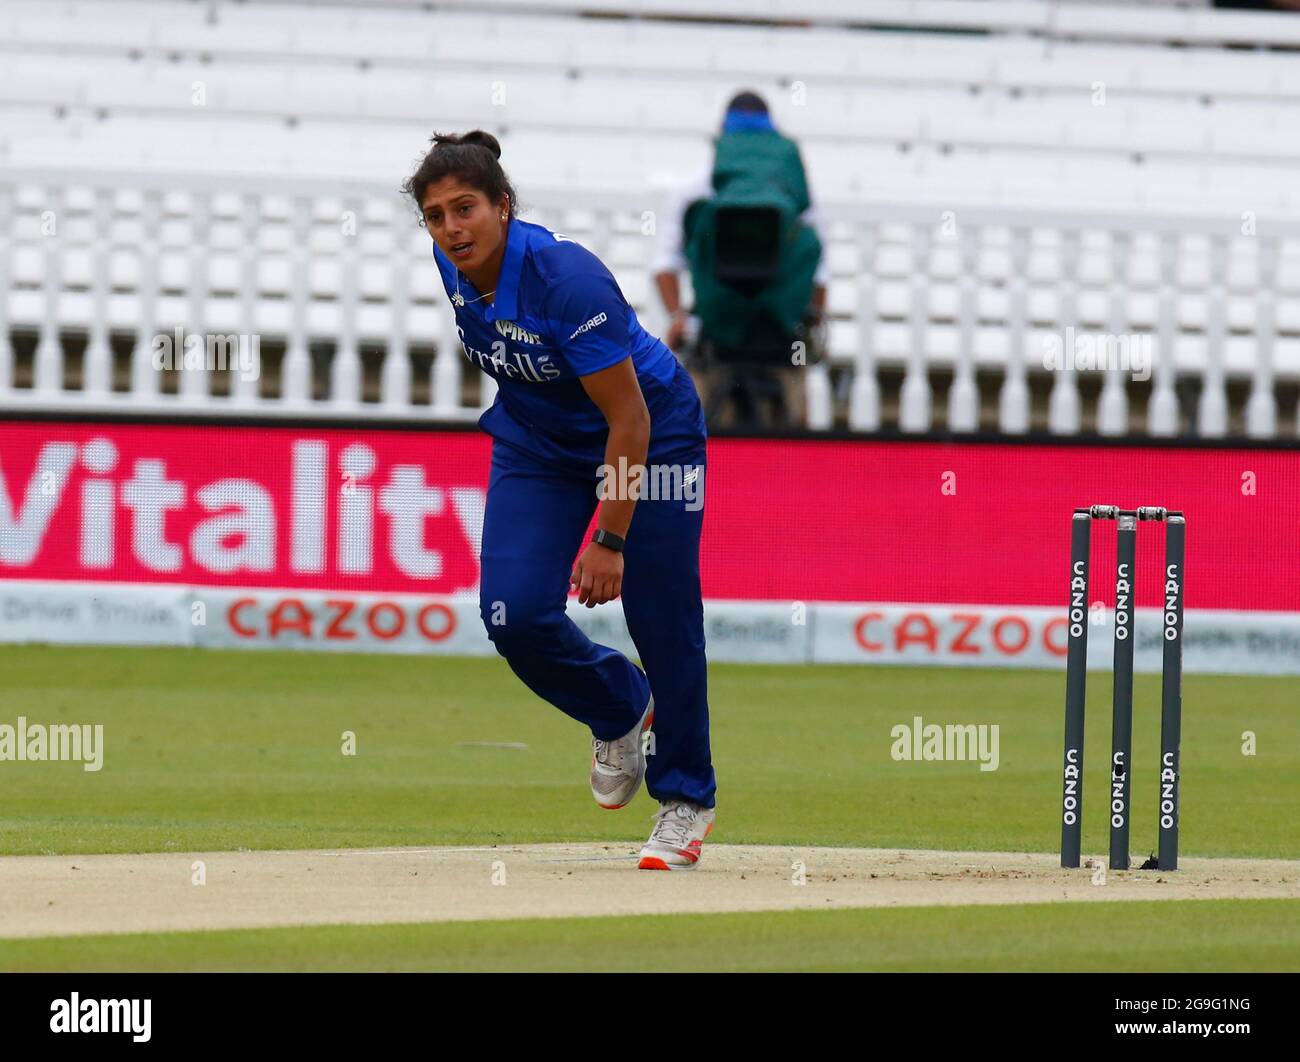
[495,320,542,345]
[569,312,608,340]
[455,326,561,382]
[553,233,575,243]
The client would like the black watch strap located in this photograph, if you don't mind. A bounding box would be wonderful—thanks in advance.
[592,529,625,553]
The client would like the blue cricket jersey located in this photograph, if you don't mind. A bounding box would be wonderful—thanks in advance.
[432,217,705,467]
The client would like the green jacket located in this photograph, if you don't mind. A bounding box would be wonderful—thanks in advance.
[684,130,822,348]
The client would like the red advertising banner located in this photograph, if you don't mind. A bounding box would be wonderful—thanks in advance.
[1,420,1297,612]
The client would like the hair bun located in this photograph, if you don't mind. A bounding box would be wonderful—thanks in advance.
[454,130,502,159]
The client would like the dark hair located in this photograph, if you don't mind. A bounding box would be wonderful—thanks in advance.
[403,130,518,219]
[725,90,768,114]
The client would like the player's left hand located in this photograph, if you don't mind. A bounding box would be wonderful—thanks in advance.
[571,542,624,607]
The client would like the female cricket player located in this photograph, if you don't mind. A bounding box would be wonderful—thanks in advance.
[404,131,716,870]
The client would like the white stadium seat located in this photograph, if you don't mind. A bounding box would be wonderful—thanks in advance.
[3,0,1300,434]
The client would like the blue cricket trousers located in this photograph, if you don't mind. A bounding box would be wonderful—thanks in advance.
[477,426,716,810]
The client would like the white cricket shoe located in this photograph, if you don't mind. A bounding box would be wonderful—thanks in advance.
[638,800,715,871]
[590,696,654,810]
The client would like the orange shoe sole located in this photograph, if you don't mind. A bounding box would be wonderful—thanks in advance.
[638,819,713,870]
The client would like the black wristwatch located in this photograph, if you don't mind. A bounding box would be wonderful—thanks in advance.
[592,529,625,553]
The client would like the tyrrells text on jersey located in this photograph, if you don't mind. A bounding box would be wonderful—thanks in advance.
[456,325,562,382]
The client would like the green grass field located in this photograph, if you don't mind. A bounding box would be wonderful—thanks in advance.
[2,900,1296,973]
[0,644,1296,970]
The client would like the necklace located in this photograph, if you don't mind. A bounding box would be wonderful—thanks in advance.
[452,274,494,307]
